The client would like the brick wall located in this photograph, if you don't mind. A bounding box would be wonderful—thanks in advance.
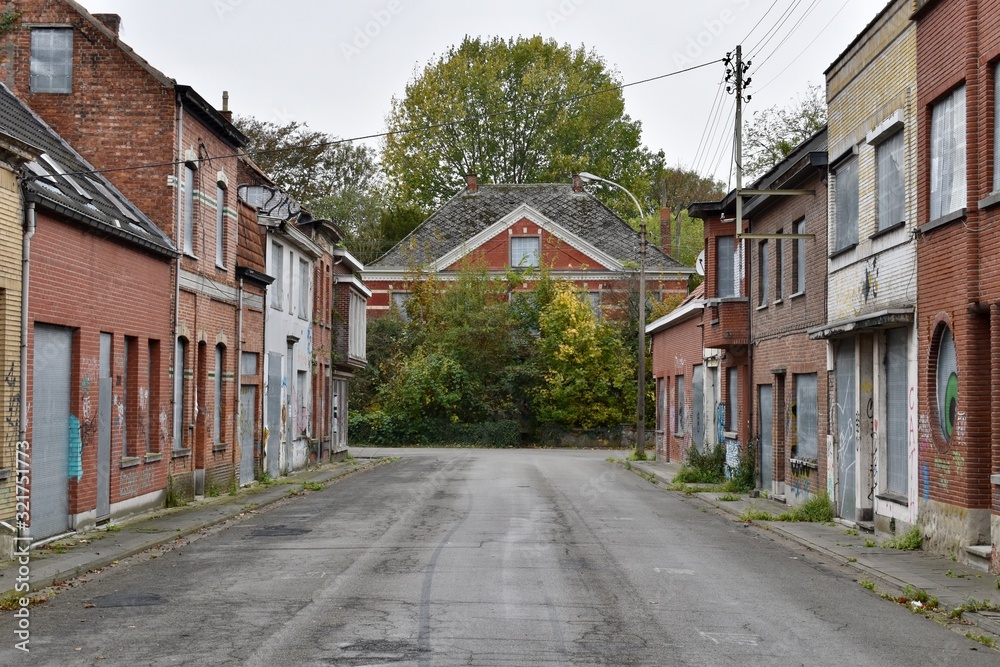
[27,209,173,525]
[649,310,703,462]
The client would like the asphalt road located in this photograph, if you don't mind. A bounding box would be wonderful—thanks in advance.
[0,448,995,666]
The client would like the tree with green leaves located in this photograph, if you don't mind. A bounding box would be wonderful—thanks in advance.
[233,116,388,261]
[743,83,827,180]
[382,35,662,217]
[532,283,634,429]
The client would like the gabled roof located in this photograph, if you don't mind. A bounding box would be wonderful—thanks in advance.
[65,1,245,148]
[370,182,690,274]
[0,83,176,257]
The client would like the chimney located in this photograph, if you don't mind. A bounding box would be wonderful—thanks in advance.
[659,207,672,256]
[94,13,122,37]
[466,172,477,193]
[572,174,584,193]
[220,91,233,122]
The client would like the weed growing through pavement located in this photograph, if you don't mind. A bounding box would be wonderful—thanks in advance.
[717,493,740,502]
[966,632,997,649]
[105,523,121,533]
[860,580,875,590]
[847,557,857,563]
[739,493,834,523]
[864,539,876,548]
[882,526,922,550]
[302,481,325,492]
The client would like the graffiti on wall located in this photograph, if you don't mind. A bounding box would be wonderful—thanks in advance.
[5,362,18,467]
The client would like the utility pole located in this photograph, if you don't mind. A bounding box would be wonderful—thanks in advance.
[727,45,751,242]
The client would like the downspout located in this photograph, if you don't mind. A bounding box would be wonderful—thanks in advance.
[17,202,35,544]
[235,274,243,481]
[171,93,184,456]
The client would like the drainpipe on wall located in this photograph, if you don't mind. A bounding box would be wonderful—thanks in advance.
[18,201,35,544]
[171,93,184,458]
[235,275,243,481]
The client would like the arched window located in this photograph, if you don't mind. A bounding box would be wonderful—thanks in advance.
[935,325,958,441]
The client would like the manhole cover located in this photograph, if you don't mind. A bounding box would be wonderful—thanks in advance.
[249,526,312,538]
[90,592,168,608]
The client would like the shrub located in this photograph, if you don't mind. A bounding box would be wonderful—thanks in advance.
[883,526,922,550]
[348,412,520,448]
[674,443,726,484]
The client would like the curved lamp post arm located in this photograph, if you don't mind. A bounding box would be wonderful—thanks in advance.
[577,172,648,457]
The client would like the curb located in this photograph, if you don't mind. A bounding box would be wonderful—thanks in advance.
[3,458,387,603]
[623,459,1000,643]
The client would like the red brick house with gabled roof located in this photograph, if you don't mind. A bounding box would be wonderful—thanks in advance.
[4,0,249,500]
[364,174,692,317]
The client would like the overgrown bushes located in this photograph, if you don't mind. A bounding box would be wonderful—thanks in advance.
[349,412,521,448]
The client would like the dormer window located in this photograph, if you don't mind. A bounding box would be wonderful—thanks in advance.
[31,28,73,93]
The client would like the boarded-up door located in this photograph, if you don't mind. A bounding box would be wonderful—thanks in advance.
[32,325,72,539]
[239,385,256,485]
[266,352,282,478]
[692,365,705,452]
[97,333,112,521]
[836,343,857,522]
[759,385,773,492]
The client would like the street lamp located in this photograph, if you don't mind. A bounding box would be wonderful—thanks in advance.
[578,172,647,458]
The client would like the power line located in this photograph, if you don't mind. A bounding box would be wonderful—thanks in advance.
[751,0,822,72]
[740,0,781,46]
[748,0,803,60]
[753,0,851,93]
[691,77,727,174]
[26,58,723,183]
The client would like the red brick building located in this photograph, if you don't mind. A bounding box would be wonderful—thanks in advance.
[746,129,829,506]
[364,175,691,317]
[647,286,704,462]
[913,0,1000,570]
[4,1,249,500]
[1,82,178,539]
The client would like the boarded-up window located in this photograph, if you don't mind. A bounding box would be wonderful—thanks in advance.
[31,28,73,93]
[716,236,735,297]
[216,186,226,267]
[675,375,686,435]
[657,377,665,432]
[930,86,966,219]
[834,157,858,251]
[183,166,195,255]
[174,338,188,450]
[885,328,908,496]
[758,240,768,307]
[271,243,284,310]
[794,219,806,294]
[794,373,818,461]
[995,66,1000,192]
[877,131,905,230]
[727,367,738,432]
[298,259,309,320]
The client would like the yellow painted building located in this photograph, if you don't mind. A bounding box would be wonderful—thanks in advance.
[0,132,41,559]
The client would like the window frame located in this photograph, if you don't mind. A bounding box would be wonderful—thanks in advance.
[298,258,309,320]
[271,242,284,310]
[876,130,906,231]
[884,328,908,496]
[174,337,188,450]
[757,240,769,308]
[929,85,967,221]
[793,219,806,295]
[794,373,818,461]
[675,374,686,436]
[183,165,196,256]
[833,155,859,252]
[216,185,226,268]
[510,236,540,268]
[30,27,73,94]
[727,367,738,433]
[774,234,783,301]
[716,235,735,298]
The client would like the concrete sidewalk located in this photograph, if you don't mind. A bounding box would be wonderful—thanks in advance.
[628,457,1000,641]
[0,456,387,602]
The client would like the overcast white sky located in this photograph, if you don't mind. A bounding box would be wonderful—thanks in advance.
[80,0,881,185]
